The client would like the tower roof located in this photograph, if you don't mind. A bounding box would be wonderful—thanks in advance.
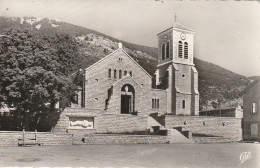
[157,22,194,35]
[172,22,194,32]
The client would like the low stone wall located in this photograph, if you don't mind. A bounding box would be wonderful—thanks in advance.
[0,131,20,146]
[36,132,73,146]
[0,131,72,147]
[83,134,170,145]
[95,114,147,133]
[164,116,242,141]
[192,137,233,144]
[67,129,97,144]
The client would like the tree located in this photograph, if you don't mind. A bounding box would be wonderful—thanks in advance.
[0,28,83,130]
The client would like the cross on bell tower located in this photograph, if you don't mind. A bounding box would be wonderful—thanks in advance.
[174,13,177,23]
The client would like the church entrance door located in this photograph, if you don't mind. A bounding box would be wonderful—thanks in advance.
[121,95,131,114]
[121,84,135,114]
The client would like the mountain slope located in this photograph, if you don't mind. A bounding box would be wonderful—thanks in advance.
[0,16,251,110]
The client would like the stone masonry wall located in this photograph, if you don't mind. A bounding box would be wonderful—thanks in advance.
[0,131,72,147]
[52,108,148,134]
[164,116,242,141]
[51,112,70,133]
[0,132,20,146]
[95,114,147,133]
[83,134,170,145]
[150,89,167,114]
[36,132,73,146]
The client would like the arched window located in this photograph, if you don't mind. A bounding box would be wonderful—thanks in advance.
[162,43,165,60]
[129,71,132,77]
[178,41,183,58]
[184,42,188,59]
[182,100,186,109]
[157,99,159,109]
[114,69,117,79]
[166,41,170,59]
[108,69,111,78]
[124,70,127,76]
[119,70,122,79]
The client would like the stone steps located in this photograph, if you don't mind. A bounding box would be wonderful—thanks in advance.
[147,116,165,132]
[169,129,195,144]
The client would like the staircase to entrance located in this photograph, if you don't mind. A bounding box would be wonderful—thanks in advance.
[148,113,194,143]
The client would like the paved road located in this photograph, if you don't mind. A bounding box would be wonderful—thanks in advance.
[0,143,259,167]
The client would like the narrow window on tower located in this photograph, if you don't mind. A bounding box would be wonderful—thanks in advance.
[108,69,111,79]
[166,41,170,59]
[182,100,186,109]
[178,41,183,58]
[152,99,154,109]
[184,42,188,59]
[129,71,132,77]
[114,69,117,79]
[162,43,165,60]
[124,70,127,76]
[157,99,159,109]
[119,70,122,79]
[252,103,256,113]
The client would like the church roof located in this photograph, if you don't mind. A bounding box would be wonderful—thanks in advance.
[157,22,194,35]
[173,22,194,32]
[84,47,152,78]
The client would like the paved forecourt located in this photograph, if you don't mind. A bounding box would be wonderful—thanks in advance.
[0,143,259,167]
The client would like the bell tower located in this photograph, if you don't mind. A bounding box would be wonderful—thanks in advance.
[155,22,199,116]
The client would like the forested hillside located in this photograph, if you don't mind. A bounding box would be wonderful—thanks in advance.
[0,16,251,110]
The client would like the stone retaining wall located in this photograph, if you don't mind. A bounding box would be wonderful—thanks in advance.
[192,137,233,143]
[0,131,72,147]
[83,133,171,145]
[53,108,148,134]
[95,114,147,133]
[164,116,242,141]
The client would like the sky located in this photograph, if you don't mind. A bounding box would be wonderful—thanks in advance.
[0,0,259,77]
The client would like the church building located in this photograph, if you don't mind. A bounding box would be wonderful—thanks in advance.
[53,22,242,143]
[74,22,199,117]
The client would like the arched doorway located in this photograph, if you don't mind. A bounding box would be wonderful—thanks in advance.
[121,84,135,114]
